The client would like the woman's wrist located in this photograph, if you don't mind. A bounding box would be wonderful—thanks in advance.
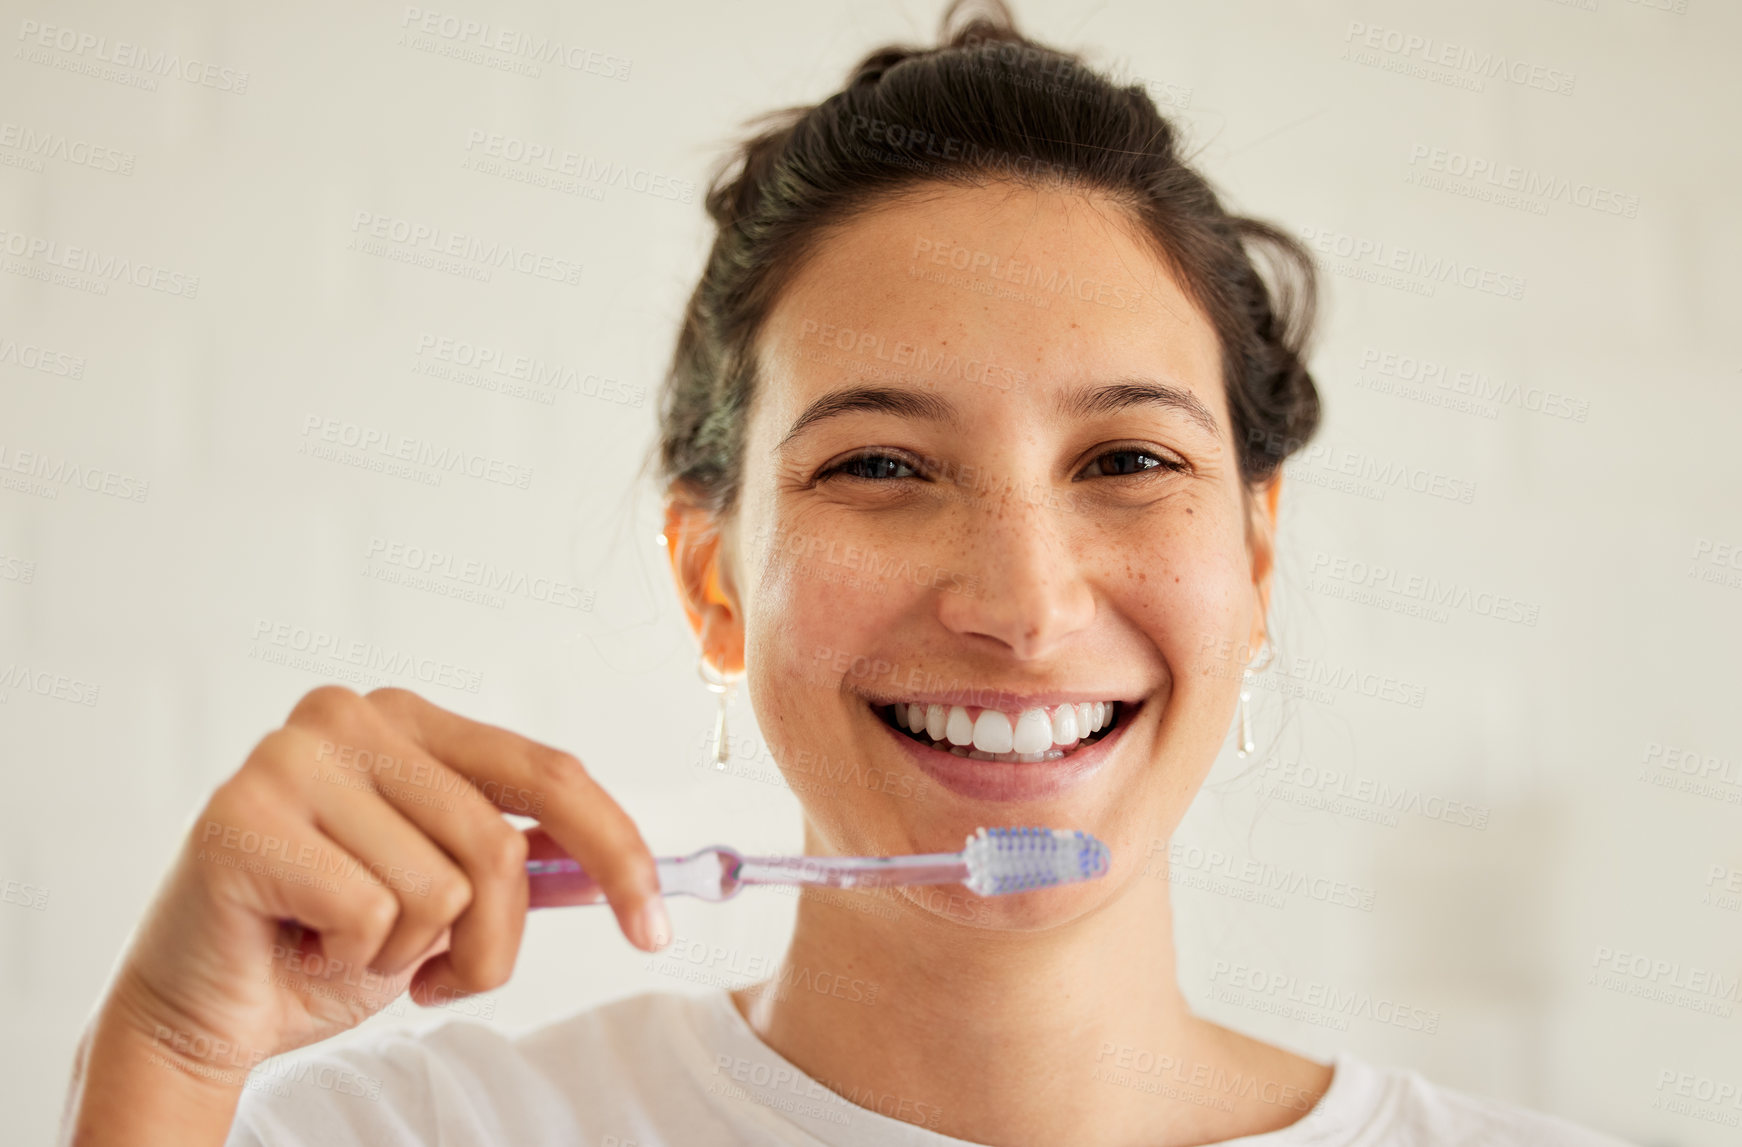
[61,980,250,1147]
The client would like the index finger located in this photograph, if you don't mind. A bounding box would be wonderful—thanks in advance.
[363,688,670,952]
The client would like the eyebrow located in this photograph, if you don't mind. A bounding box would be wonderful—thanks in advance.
[1057,379,1223,439]
[776,377,1223,451]
[778,385,963,451]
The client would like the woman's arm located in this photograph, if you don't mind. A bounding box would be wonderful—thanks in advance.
[62,976,247,1147]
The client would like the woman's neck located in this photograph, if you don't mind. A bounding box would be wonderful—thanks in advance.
[732,875,1332,1147]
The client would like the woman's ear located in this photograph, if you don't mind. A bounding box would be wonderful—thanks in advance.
[663,498,746,675]
[1245,475,1283,650]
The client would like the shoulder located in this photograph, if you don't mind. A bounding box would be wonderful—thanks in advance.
[1342,1055,1636,1147]
[225,990,708,1147]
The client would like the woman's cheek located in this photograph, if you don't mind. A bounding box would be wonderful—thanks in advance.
[754,547,897,696]
[1123,544,1254,689]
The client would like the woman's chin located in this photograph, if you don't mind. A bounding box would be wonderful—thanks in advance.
[890,863,1132,933]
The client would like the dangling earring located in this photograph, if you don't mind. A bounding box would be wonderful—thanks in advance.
[1235,639,1274,759]
[698,655,743,769]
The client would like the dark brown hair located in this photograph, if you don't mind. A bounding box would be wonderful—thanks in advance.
[651,0,1321,518]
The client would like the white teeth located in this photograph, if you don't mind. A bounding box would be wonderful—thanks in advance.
[945,705,976,746]
[1052,704,1079,744]
[1012,708,1052,754]
[884,698,1126,755]
[972,709,1015,754]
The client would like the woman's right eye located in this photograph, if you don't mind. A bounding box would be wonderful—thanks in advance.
[818,452,922,482]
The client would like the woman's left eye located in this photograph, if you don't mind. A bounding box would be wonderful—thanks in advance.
[1079,448,1187,478]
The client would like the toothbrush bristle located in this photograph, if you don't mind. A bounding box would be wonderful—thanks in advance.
[962,826,1111,897]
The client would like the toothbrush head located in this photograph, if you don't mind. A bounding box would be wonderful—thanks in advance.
[961,826,1111,897]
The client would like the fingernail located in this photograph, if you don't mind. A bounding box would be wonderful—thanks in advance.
[636,897,671,951]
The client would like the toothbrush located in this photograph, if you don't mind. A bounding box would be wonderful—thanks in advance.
[525,826,1111,908]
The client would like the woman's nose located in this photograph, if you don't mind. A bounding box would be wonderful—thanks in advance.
[931,492,1096,661]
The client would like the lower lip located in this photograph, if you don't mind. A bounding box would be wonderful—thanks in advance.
[872,701,1139,803]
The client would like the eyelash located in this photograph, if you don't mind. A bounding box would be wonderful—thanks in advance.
[817,446,1189,484]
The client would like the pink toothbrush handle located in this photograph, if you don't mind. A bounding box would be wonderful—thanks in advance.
[526,848,742,908]
[526,858,607,908]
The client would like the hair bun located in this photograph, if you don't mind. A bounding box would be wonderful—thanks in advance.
[941,0,1024,50]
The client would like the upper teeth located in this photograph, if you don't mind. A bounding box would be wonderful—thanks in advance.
[890,701,1116,755]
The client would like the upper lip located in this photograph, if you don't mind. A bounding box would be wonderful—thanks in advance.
[850,685,1147,712]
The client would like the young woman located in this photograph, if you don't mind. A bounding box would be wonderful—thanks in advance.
[61,3,1630,1144]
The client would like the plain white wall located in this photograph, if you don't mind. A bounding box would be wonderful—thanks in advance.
[3,0,1738,1143]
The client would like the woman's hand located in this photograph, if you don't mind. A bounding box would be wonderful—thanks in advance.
[62,685,668,1147]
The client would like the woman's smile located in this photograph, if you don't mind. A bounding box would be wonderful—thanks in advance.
[858,687,1150,801]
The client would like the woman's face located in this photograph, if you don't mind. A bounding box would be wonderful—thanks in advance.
[680,181,1277,928]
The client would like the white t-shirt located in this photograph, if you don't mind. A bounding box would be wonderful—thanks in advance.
[226,988,1632,1146]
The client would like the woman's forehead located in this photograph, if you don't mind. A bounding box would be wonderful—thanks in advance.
[750,183,1227,445]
